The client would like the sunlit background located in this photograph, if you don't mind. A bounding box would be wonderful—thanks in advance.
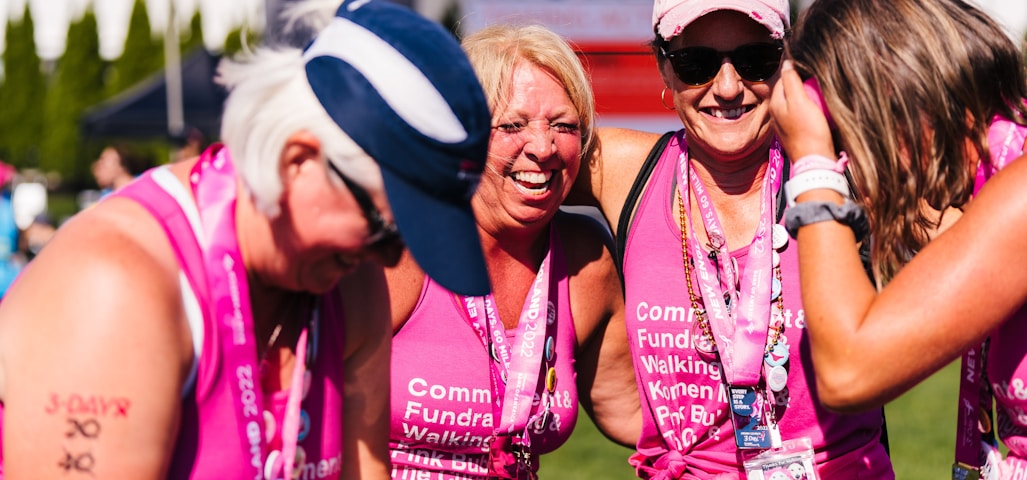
[0,1,1019,478]
[0,0,1022,218]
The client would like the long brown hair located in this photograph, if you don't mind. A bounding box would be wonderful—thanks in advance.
[788,0,1027,283]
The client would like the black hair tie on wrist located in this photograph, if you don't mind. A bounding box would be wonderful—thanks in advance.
[784,200,869,241]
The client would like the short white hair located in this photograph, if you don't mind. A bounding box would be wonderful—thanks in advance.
[216,0,384,217]
[279,0,340,44]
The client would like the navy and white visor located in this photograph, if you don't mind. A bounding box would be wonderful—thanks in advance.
[303,0,491,296]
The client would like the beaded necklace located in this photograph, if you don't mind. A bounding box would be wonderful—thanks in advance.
[676,190,785,362]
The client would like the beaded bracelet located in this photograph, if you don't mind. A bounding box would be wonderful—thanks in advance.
[784,200,869,240]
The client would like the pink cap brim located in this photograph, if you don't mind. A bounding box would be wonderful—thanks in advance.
[655,0,787,41]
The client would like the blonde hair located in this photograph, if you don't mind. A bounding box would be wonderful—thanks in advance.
[461,24,597,163]
[789,0,1027,282]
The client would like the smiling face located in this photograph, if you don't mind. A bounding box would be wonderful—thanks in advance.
[473,61,582,233]
[661,10,780,163]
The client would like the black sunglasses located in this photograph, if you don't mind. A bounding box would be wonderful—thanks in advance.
[326,161,403,249]
[661,42,784,86]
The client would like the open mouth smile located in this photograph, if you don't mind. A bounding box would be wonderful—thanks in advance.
[511,170,554,196]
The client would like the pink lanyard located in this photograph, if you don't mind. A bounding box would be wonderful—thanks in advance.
[191,147,310,479]
[955,117,1027,473]
[675,138,784,387]
[458,229,556,441]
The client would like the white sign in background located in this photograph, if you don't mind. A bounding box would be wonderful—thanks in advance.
[451,0,1027,133]
[457,0,653,42]
[792,0,1026,46]
[459,0,1027,47]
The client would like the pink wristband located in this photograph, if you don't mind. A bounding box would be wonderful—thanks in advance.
[792,151,849,176]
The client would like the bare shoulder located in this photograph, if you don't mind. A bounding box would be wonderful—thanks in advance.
[595,127,666,185]
[0,200,194,476]
[553,212,623,340]
[595,127,666,167]
[0,199,192,385]
[577,127,669,230]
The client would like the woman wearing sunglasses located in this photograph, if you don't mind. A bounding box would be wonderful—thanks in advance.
[384,24,640,479]
[772,0,1027,477]
[566,0,894,478]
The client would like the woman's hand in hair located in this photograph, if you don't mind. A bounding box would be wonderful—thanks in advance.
[769,60,836,162]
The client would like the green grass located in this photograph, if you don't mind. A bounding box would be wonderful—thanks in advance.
[540,411,636,479]
[887,359,961,479]
[541,361,962,479]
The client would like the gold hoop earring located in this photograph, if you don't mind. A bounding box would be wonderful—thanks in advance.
[660,87,675,111]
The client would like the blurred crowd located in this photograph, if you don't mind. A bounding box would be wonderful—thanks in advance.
[0,131,207,298]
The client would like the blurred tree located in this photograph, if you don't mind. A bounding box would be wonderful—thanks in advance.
[0,5,44,169]
[86,5,207,186]
[222,28,260,56]
[105,0,164,98]
[40,11,106,186]
[0,1,245,192]
[182,12,205,53]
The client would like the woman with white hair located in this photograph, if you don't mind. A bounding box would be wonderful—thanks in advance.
[0,0,492,478]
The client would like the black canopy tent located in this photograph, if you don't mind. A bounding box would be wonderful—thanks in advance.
[81,0,415,142]
[81,49,225,141]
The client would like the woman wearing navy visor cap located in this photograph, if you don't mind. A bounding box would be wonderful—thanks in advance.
[0,0,491,478]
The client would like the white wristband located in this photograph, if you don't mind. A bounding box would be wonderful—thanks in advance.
[785,170,850,207]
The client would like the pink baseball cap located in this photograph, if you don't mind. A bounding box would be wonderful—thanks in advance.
[653,0,790,42]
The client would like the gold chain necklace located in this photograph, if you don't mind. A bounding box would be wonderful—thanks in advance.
[677,190,785,357]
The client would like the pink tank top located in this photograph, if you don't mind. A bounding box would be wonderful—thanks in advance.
[389,229,578,479]
[100,152,346,478]
[621,131,893,479]
[976,118,1027,476]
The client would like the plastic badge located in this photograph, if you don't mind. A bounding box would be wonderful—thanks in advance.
[952,434,1003,480]
[730,386,774,449]
[743,436,819,480]
[952,462,981,480]
[982,440,1002,480]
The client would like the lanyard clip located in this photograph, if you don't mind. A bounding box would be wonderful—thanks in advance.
[952,461,981,480]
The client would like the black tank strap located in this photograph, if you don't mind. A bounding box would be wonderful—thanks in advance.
[615,131,674,274]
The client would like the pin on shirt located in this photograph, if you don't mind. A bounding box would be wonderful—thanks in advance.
[772,224,789,251]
